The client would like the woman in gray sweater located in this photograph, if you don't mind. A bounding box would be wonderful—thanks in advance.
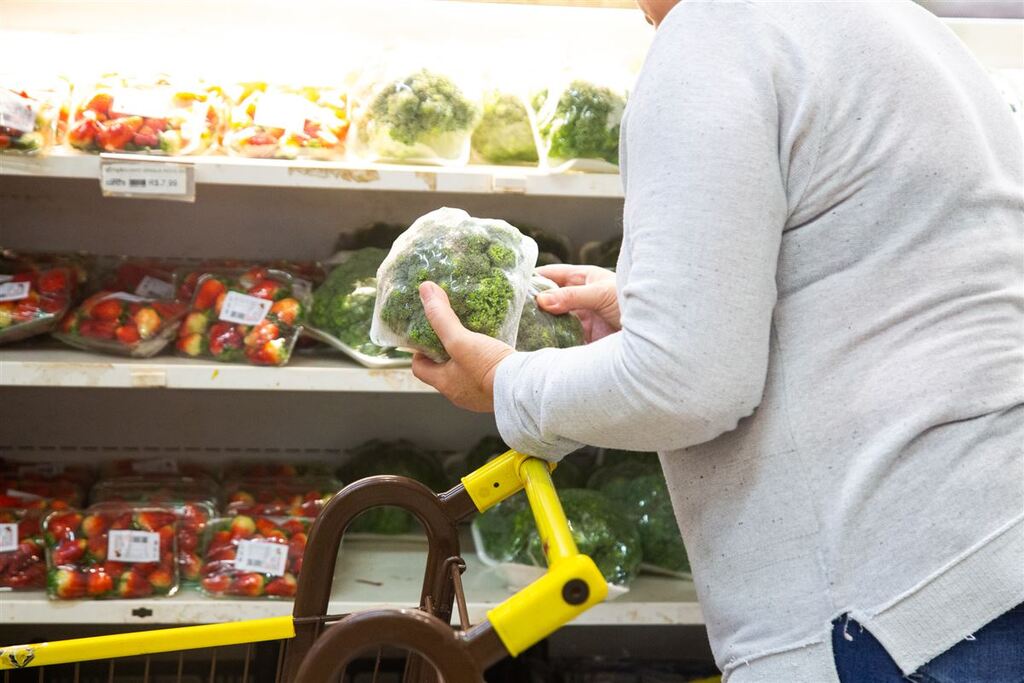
[411,1,1024,681]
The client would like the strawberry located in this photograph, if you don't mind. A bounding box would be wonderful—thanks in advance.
[265,573,298,598]
[86,535,107,562]
[50,568,87,599]
[180,552,202,582]
[248,280,283,300]
[132,307,161,339]
[37,269,70,295]
[115,324,141,345]
[110,512,134,530]
[85,93,113,115]
[52,538,87,565]
[133,132,159,148]
[90,298,123,322]
[137,511,176,532]
[102,561,126,579]
[147,568,174,592]
[80,513,108,538]
[269,298,301,326]
[144,118,168,132]
[201,573,232,594]
[0,302,14,328]
[152,301,184,320]
[86,570,114,597]
[281,519,306,536]
[176,332,205,357]
[243,321,280,349]
[234,573,265,597]
[194,278,227,311]
[117,570,153,598]
[255,517,280,537]
[121,116,144,133]
[178,528,198,553]
[99,120,134,151]
[208,322,244,357]
[45,512,82,544]
[157,525,175,552]
[78,319,118,339]
[288,532,308,558]
[229,516,256,539]
[248,339,288,366]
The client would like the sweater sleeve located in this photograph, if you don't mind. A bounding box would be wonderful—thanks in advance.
[494,4,789,460]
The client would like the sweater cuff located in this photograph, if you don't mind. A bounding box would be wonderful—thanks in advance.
[493,351,582,462]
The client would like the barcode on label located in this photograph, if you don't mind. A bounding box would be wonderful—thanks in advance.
[131,458,178,475]
[108,530,160,563]
[235,539,289,576]
[0,523,19,553]
[134,275,175,300]
[129,178,146,187]
[219,291,272,325]
[0,281,30,302]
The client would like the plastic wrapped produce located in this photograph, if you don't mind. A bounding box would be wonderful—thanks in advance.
[68,76,224,155]
[516,275,585,352]
[0,79,67,155]
[470,90,539,165]
[471,496,527,563]
[55,291,186,358]
[223,83,350,160]
[371,208,538,361]
[535,80,626,172]
[175,267,307,366]
[308,248,411,367]
[100,259,178,300]
[99,457,218,481]
[356,69,477,164]
[43,505,178,599]
[0,478,85,510]
[2,460,94,489]
[221,460,332,481]
[0,508,47,590]
[0,266,76,345]
[199,515,309,598]
[224,476,339,518]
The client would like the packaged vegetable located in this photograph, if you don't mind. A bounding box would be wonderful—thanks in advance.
[175,267,307,366]
[223,83,350,160]
[200,515,309,598]
[44,505,178,599]
[515,275,585,352]
[55,291,186,358]
[0,266,76,345]
[1,460,94,489]
[224,476,339,518]
[0,508,46,590]
[308,248,411,367]
[100,259,178,300]
[1,249,93,291]
[370,208,538,361]
[470,90,539,165]
[0,478,85,510]
[0,79,67,155]
[535,80,626,172]
[356,69,477,165]
[67,76,224,156]
[222,460,332,481]
[99,457,218,481]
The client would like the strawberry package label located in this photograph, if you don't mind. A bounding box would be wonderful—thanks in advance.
[55,291,187,358]
[0,81,67,155]
[224,476,339,518]
[44,505,179,600]
[200,515,309,598]
[0,509,46,590]
[176,268,307,366]
[0,267,76,345]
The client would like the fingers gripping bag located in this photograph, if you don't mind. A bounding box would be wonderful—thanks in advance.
[515,274,585,352]
[534,78,627,173]
[55,291,186,358]
[370,208,538,361]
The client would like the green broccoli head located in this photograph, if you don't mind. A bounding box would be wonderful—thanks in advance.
[474,496,528,562]
[515,276,585,352]
[470,91,539,164]
[539,80,625,165]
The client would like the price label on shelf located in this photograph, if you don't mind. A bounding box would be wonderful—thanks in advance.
[108,530,160,563]
[135,276,175,300]
[0,281,30,302]
[235,539,289,576]
[99,158,195,202]
[219,291,271,325]
[0,523,18,553]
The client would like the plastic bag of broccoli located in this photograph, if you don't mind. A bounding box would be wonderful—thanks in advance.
[306,248,411,369]
[470,90,540,166]
[516,274,585,352]
[370,207,538,362]
[356,69,478,165]
[535,79,627,173]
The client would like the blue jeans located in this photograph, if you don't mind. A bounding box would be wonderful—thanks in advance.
[832,602,1024,682]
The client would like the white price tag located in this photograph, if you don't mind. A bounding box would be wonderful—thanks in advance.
[17,462,65,478]
[100,160,195,202]
[111,89,172,119]
[108,530,160,563]
[131,458,178,475]
[0,281,30,302]
[252,94,310,131]
[0,523,18,553]
[0,90,35,134]
[134,276,175,300]
[6,489,43,502]
[0,274,13,282]
[235,539,289,576]
[219,291,271,325]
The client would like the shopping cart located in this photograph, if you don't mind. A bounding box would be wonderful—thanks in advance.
[0,451,608,682]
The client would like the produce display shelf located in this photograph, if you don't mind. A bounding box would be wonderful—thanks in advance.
[0,150,625,198]
[0,539,701,626]
[0,346,432,393]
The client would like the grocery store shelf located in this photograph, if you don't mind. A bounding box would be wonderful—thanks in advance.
[0,539,702,626]
[0,150,624,198]
[0,346,432,393]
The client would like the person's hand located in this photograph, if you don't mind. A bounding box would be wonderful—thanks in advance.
[410,282,515,413]
[536,264,620,343]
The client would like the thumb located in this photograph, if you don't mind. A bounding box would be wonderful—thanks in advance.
[537,284,609,314]
[419,282,466,345]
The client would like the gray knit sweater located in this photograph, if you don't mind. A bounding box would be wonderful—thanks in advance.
[493,2,1024,680]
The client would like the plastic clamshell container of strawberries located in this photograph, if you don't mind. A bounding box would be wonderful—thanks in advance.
[44,504,179,600]
[67,76,224,156]
[221,460,333,481]
[1,460,95,489]
[99,457,220,482]
[0,508,47,590]
[0,267,76,345]
[221,83,350,161]
[176,268,307,367]
[54,291,187,358]
[0,478,85,510]
[0,80,67,155]
[200,515,309,599]
[224,476,339,518]
[101,259,179,301]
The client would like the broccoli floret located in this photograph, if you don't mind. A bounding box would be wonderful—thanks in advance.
[470,92,539,164]
[515,276,585,353]
[539,80,625,165]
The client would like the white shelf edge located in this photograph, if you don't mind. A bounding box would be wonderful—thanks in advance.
[0,150,624,199]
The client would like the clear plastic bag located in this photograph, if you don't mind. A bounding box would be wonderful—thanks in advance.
[222,83,350,160]
[55,291,186,358]
[0,508,46,590]
[370,208,538,361]
[223,476,340,518]
[0,478,85,511]
[43,504,179,600]
[354,69,478,165]
[0,78,68,155]
[516,274,585,352]
[535,79,627,173]
[199,515,309,598]
[175,267,307,366]
[308,248,412,368]
[0,266,76,345]
[67,75,224,156]
[470,90,540,166]
[100,259,178,301]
